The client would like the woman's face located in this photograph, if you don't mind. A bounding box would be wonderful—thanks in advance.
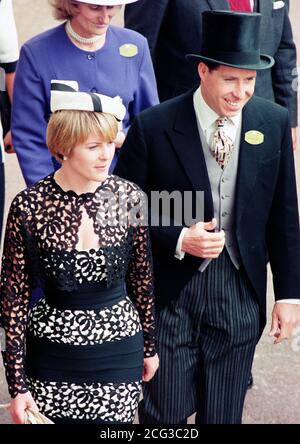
[72,3,122,37]
[66,132,115,182]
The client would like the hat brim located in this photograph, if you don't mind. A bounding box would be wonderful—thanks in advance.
[185,53,274,71]
[76,0,139,5]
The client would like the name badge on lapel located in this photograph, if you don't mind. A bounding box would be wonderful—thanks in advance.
[245,130,264,145]
[119,44,138,58]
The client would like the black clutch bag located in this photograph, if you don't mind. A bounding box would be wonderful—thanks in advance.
[0,90,11,137]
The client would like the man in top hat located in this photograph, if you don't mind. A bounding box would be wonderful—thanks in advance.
[115,10,300,424]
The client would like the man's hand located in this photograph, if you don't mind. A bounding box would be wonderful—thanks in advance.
[291,127,297,151]
[269,303,300,344]
[181,218,225,258]
[143,353,159,382]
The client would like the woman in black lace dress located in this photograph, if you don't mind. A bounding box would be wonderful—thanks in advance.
[0,82,158,424]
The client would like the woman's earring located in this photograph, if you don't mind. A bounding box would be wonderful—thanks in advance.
[63,156,68,161]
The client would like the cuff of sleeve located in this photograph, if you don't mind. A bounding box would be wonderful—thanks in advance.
[276,299,300,305]
[9,386,30,399]
[144,344,157,358]
[144,348,157,358]
[175,227,188,260]
[0,60,18,73]
[143,335,157,357]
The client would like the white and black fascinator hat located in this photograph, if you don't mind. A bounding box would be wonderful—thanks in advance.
[50,80,126,123]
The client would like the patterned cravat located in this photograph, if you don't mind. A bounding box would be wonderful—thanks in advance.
[228,0,252,12]
[211,117,234,169]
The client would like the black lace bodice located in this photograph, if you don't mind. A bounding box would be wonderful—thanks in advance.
[0,174,156,398]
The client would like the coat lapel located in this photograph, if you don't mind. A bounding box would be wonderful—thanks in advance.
[166,91,214,220]
[235,98,271,228]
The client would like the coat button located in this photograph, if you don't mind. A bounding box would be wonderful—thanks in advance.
[87,54,95,60]
[90,87,97,93]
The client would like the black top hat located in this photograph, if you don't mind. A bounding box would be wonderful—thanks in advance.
[186,10,274,70]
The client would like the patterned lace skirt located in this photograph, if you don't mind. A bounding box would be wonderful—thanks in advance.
[26,282,144,424]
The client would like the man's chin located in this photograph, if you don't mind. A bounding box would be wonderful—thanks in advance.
[223,105,242,116]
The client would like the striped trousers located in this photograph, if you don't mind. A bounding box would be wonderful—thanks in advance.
[139,250,260,424]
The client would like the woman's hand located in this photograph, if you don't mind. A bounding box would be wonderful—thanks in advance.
[10,391,39,424]
[142,353,159,382]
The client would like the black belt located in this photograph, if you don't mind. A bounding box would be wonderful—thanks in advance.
[44,281,125,310]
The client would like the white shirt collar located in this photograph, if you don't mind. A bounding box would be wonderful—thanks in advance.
[193,86,241,132]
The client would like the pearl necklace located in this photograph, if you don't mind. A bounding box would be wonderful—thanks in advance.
[66,21,106,46]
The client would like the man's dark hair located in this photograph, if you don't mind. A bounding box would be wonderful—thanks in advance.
[203,61,221,72]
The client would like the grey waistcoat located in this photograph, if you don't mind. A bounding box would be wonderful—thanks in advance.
[197,121,242,272]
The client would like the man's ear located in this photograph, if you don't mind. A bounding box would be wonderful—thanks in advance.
[198,62,207,82]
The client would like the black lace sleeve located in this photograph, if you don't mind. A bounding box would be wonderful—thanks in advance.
[125,187,156,358]
[126,225,156,357]
[0,195,31,398]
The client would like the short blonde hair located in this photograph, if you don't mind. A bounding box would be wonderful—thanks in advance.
[47,110,118,162]
[49,0,79,21]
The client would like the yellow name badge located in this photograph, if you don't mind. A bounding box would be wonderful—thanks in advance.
[245,130,264,145]
[119,44,138,58]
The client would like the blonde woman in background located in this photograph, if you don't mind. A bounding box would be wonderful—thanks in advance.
[12,0,158,187]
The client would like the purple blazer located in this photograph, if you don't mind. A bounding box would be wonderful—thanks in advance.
[12,23,159,186]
